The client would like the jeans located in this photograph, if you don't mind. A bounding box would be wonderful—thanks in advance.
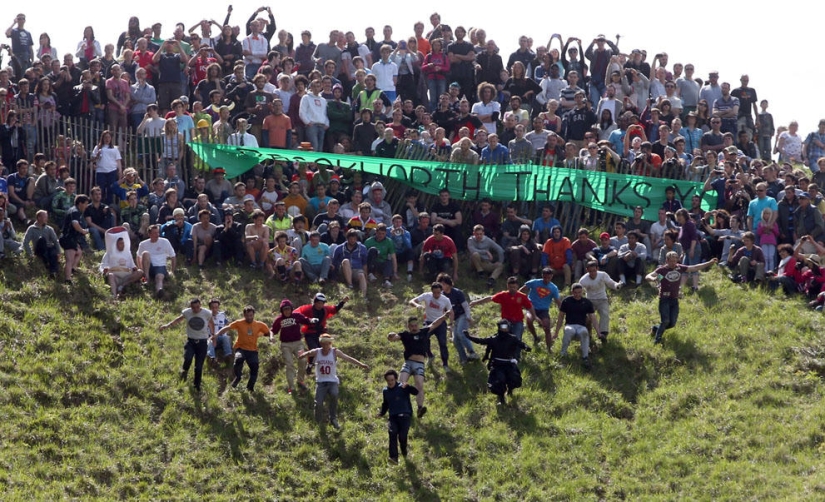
[367,248,393,278]
[315,381,339,423]
[233,349,260,391]
[388,414,411,459]
[561,324,590,358]
[34,237,60,273]
[452,314,476,363]
[654,297,680,341]
[299,256,331,281]
[427,79,446,112]
[510,321,525,359]
[182,338,208,390]
[305,123,326,153]
[88,212,116,251]
[95,170,120,205]
[427,321,449,367]
[206,334,232,359]
[589,80,606,108]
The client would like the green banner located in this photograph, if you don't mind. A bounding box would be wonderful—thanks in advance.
[189,143,712,220]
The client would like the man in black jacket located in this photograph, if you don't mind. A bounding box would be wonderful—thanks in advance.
[466,319,531,406]
[377,369,419,464]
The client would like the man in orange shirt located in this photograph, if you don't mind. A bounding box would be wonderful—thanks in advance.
[261,99,293,149]
[213,305,272,392]
[541,225,572,287]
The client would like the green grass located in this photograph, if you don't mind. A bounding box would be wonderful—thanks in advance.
[1,253,824,501]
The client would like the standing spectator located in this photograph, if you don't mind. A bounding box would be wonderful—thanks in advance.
[152,40,188,114]
[299,79,328,153]
[5,13,33,72]
[241,20,269,80]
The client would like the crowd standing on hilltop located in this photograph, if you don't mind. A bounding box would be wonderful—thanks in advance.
[3,8,825,464]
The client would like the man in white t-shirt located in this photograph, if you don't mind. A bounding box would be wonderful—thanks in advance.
[579,260,622,345]
[471,83,501,134]
[409,282,454,372]
[137,224,177,297]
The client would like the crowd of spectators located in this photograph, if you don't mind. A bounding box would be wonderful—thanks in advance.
[1,9,825,308]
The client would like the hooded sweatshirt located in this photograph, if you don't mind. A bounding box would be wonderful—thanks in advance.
[270,299,312,343]
[541,225,573,269]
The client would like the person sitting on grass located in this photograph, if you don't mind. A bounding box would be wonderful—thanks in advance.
[727,231,765,284]
[137,224,177,298]
[22,209,60,277]
[331,228,370,298]
[365,223,398,288]
[244,209,270,269]
[267,230,303,284]
[99,229,143,299]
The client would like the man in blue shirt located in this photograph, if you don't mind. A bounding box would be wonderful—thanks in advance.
[519,267,562,346]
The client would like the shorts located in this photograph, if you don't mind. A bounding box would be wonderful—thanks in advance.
[400,359,425,377]
[534,309,550,320]
[149,265,168,278]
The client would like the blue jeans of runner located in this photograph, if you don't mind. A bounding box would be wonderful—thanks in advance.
[315,381,339,423]
[655,297,680,341]
[305,123,326,153]
[510,321,525,359]
[206,334,232,359]
[452,314,476,363]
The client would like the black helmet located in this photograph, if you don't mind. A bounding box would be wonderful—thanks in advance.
[497,319,512,333]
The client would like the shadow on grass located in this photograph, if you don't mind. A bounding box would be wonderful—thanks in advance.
[696,286,719,308]
[400,459,442,502]
[318,425,372,476]
[418,420,463,477]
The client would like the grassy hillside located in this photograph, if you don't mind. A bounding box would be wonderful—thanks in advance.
[0,254,824,501]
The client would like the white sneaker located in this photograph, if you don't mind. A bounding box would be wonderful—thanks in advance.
[368,273,377,282]
[383,280,393,288]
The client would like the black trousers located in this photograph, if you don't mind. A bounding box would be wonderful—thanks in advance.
[182,338,208,390]
[388,414,411,459]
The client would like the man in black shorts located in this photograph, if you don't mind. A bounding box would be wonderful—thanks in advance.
[387,312,448,418]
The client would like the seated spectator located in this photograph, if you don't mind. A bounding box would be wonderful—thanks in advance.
[244,209,270,268]
[420,223,458,281]
[331,229,369,297]
[532,205,560,244]
[51,178,77,228]
[33,161,61,209]
[186,193,221,225]
[508,225,541,279]
[267,230,303,284]
[205,167,233,205]
[213,211,245,266]
[365,223,397,288]
[120,190,150,242]
[727,231,765,284]
[586,232,619,280]
[625,206,653,259]
[99,229,143,299]
[156,188,185,225]
[571,228,597,279]
[657,230,684,265]
[6,159,35,224]
[610,221,628,250]
[23,210,60,276]
[467,224,505,290]
[617,230,648,286]
[191,209,218,268]
[137,224,176,297]
[300,230,332,284]
[541,225,572,287]
[500,204,532,249]
[347,202,378,240]
[470,198,500,242]
[768,244,803,295]
[0,205,22,259]
[388,215,414,282]
[85,187,116,251]
[161,208,194,262]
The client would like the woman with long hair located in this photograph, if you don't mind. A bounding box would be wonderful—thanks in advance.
[117,17,142,56]
[37,33,58,60]
[91,130,122,204]
[597,108,616,141]
[695,99,711,131]
[33,77,59,152]
[215,25,243,75]
[76,26,102,70]
[503,61,541,113]
[195,63,225,103]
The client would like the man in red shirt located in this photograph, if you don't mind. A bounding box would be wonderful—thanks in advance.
[294,292,349,375]
[133,38,156,81]
[470,276,537,358]
[419,223,458,281]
